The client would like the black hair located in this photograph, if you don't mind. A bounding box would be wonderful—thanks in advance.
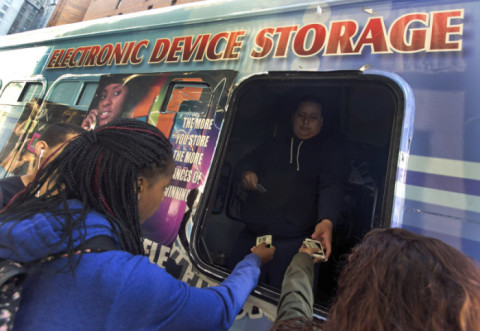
[1,119,173,262]
[88,74,152,122]
[39,123,85,147]
[294,95,324,116]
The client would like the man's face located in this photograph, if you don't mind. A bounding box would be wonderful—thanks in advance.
[292,101,323,140]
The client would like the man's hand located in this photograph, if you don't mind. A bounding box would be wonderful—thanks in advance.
[251,242,276,265]
[312,219,333,261]
[242,171,258,190]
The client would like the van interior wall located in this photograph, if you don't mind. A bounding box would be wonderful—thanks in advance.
[203,77,396,301]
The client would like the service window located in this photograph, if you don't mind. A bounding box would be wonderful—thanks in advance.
[0,79,45,177]
[193,73,407,315]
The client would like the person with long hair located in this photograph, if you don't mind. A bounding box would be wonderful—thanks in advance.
[323,228,480,331]
[0,123,84,208]
[0,119,275,330]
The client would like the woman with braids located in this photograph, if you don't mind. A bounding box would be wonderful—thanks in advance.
[0,119,275,330]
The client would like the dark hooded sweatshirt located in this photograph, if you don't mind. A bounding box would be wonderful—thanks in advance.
[237,131,348,238]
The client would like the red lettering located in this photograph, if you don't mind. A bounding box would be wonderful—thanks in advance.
[430,10,463,51]
[389,13,428,53]
[84,46,100,66]
[250,28,275,59]
[193,34,210,61]
[206,32,229,60]
[131,40,149,65]
[53,49,66,68]
[182,35,203,62]
[69,48,82,67]
[109,42,135,65]
[96,44,113,66]
[77,47,91,67]
[149,39,170,63]
[274,26,298,57]
[166,37,184,62]
[354,17,389,53]
[293,24,326,57]
[224,31,245,59]
[59,48,74,67]
[326,21,357,55]
[47,49,62,68]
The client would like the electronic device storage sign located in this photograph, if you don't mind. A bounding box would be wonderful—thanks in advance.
[45,9,463,69]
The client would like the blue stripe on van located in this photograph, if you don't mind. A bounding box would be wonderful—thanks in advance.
[405,170,480,196]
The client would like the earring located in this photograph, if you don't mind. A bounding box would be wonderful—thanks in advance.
[37,149,44,170]
[138,193,141,201]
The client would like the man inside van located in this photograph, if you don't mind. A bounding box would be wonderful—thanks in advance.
[230,96,349,289]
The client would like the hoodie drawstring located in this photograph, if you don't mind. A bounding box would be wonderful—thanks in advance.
[290,138,294,165]
[296,141,303,171]
[289,137,303,171]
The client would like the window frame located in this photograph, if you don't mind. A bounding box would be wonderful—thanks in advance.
[187,71,410,316]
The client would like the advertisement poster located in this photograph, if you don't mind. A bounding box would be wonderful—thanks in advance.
[81,72,235,247]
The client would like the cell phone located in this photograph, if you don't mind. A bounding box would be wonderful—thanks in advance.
[256,235,272,248]
[303,238,326,261]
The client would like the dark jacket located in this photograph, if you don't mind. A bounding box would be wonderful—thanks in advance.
[237,131,348,237]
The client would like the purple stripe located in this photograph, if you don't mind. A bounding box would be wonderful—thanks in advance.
[405,170,480,196]
[403,199,480,226]
[401,224,480,262]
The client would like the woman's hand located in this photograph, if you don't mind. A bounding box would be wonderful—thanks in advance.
[251,242,275,265]
[81,109,99,130]
[299,245,324,263]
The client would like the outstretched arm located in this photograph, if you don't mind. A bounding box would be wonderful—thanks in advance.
[276,251,316,321]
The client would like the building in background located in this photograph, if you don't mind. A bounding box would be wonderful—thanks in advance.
[49,0,205,27]
[37,0,56,28]
[0,0,205,35]
[0,0,57,35]
[0,0,25,35]
[7,0,57,34]
[46,0,91,27]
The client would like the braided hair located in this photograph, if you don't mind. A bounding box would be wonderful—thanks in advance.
[1,119,173,257]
